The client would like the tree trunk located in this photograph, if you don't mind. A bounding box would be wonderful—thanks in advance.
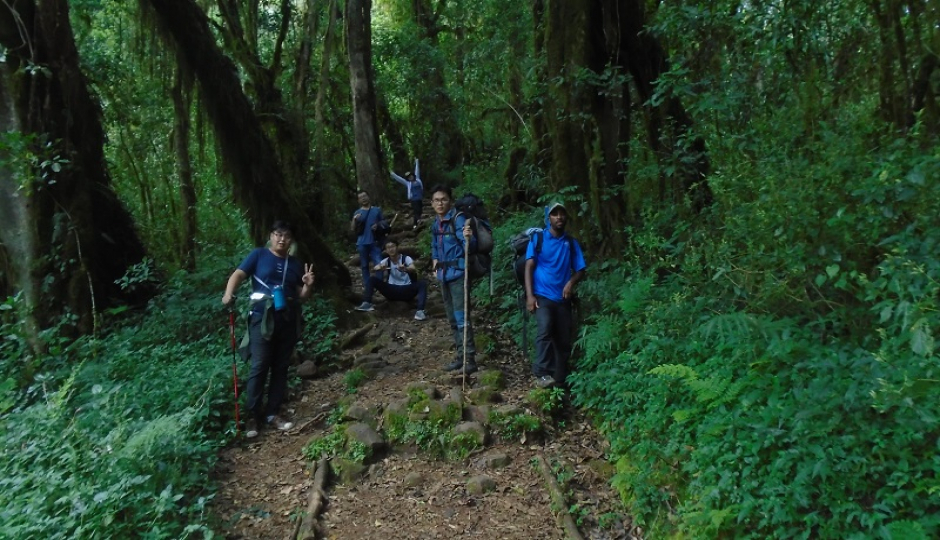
[144,0,351,288]
[542,0,711,255]
[0,0,151,346]
[346,0,387,202]
[172,62,197,271]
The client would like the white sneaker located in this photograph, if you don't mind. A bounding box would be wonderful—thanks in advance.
[267,415,293,431]
[355,302,374,312]
[414,310,427,321]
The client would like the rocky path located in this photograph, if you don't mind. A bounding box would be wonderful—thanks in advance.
[209,204,640,539]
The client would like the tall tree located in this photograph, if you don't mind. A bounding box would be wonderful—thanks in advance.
[171,60,197,271]
[346,0,387,202]
[0,0,150,349]
[541,0,712,254]
[143,0,351,288]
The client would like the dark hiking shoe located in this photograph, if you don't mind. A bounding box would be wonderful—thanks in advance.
[245,418,260,439]
[460,363,478,375]
[444,359,463,372]
[267,415,294,431]
[535,375,556,389]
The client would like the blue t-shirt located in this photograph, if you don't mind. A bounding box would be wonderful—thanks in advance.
[238,248,304,314]
[353,206,384,246]
[526,230,587,302]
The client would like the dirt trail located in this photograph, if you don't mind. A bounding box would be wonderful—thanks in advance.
[210,204,640,539]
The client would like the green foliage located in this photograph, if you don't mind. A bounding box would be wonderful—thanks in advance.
[0,261,241,536]
[296,296,339,364]
[526,387,565,415]
[488,410,542,441]
[565,132,940,537]
[302,430,347,462]
[343,368,368,394]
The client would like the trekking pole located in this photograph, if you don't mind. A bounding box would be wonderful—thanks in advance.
[228,306,241,435]
[462,233,470,392]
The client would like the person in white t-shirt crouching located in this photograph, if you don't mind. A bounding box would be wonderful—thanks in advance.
[355,239,429,321]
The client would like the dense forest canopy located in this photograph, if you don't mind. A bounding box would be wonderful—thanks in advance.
[0,0,938,537]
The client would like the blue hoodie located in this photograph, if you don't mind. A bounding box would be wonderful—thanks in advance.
[431,208,477,283]
[525,205,587,302]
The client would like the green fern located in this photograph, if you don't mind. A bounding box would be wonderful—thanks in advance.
[886,520,927,540]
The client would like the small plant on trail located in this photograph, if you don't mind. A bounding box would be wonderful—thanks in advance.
[488,410,542,441]
[527,387,564,414]
[302,430,346,461]
[343,368,367,393]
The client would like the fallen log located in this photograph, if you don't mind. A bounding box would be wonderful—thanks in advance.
[536,454,585,540]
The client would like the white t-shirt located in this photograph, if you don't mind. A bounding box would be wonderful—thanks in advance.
[380,255,413,286]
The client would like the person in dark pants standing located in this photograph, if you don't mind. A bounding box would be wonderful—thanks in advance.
[222,221,315,438]
[524,203,586,388]
[351,190,385,287]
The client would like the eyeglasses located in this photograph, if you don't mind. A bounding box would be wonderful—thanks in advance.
[431,198,449,204]
[272,232,292,240]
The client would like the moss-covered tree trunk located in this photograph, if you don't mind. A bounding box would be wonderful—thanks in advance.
[144,0,351,288]
[0,0,150,350]
[172,62,197,271]
[542,0,712,255]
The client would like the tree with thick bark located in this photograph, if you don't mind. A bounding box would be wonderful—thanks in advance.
[346,0,388,203]
[143,0,351,289]
[0,0,150,353]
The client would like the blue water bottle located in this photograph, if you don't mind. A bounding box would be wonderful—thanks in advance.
[272,285,286,311]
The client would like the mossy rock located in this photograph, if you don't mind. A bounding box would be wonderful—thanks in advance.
[468,386,501,404]
[476,369,505,390]
[332,457,368,484]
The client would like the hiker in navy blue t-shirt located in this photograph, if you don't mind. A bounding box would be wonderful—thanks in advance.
[524,202,587,388]
[391,158,424,229]
[222,221,316,438]
[350,190,385,287]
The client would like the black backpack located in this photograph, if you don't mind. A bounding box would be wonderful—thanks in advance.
[453,194,494,281]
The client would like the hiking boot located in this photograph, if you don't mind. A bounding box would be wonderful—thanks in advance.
[245,418,259,439]
[355,302,374,312]
[535,375,556,389]
[444,359,477,374]
[460,363,478,375]
[414,310,427,321]
[267,415,293,431]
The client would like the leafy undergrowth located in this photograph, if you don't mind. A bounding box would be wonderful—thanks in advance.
[568,128,940,538]
[0,251,340,538]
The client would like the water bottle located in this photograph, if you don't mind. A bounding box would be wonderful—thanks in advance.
[272,285,286,311]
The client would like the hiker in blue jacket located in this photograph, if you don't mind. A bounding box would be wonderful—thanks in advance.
[524,202,586,388]
[391,158,424,229]
[222,221,316,438]
[430,185,478,374]
[350,190,384,287]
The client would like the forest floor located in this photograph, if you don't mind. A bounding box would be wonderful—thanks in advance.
[209,206,641,540]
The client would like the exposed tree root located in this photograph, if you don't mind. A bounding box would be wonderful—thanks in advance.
[536,454,585,540]
[291,457,330,540]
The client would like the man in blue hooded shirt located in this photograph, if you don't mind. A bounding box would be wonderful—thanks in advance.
[524,202,587,388]
[430,184,478,374]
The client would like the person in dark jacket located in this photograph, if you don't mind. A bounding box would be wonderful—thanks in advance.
[430,185,478,374]
[350,190,385,287]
